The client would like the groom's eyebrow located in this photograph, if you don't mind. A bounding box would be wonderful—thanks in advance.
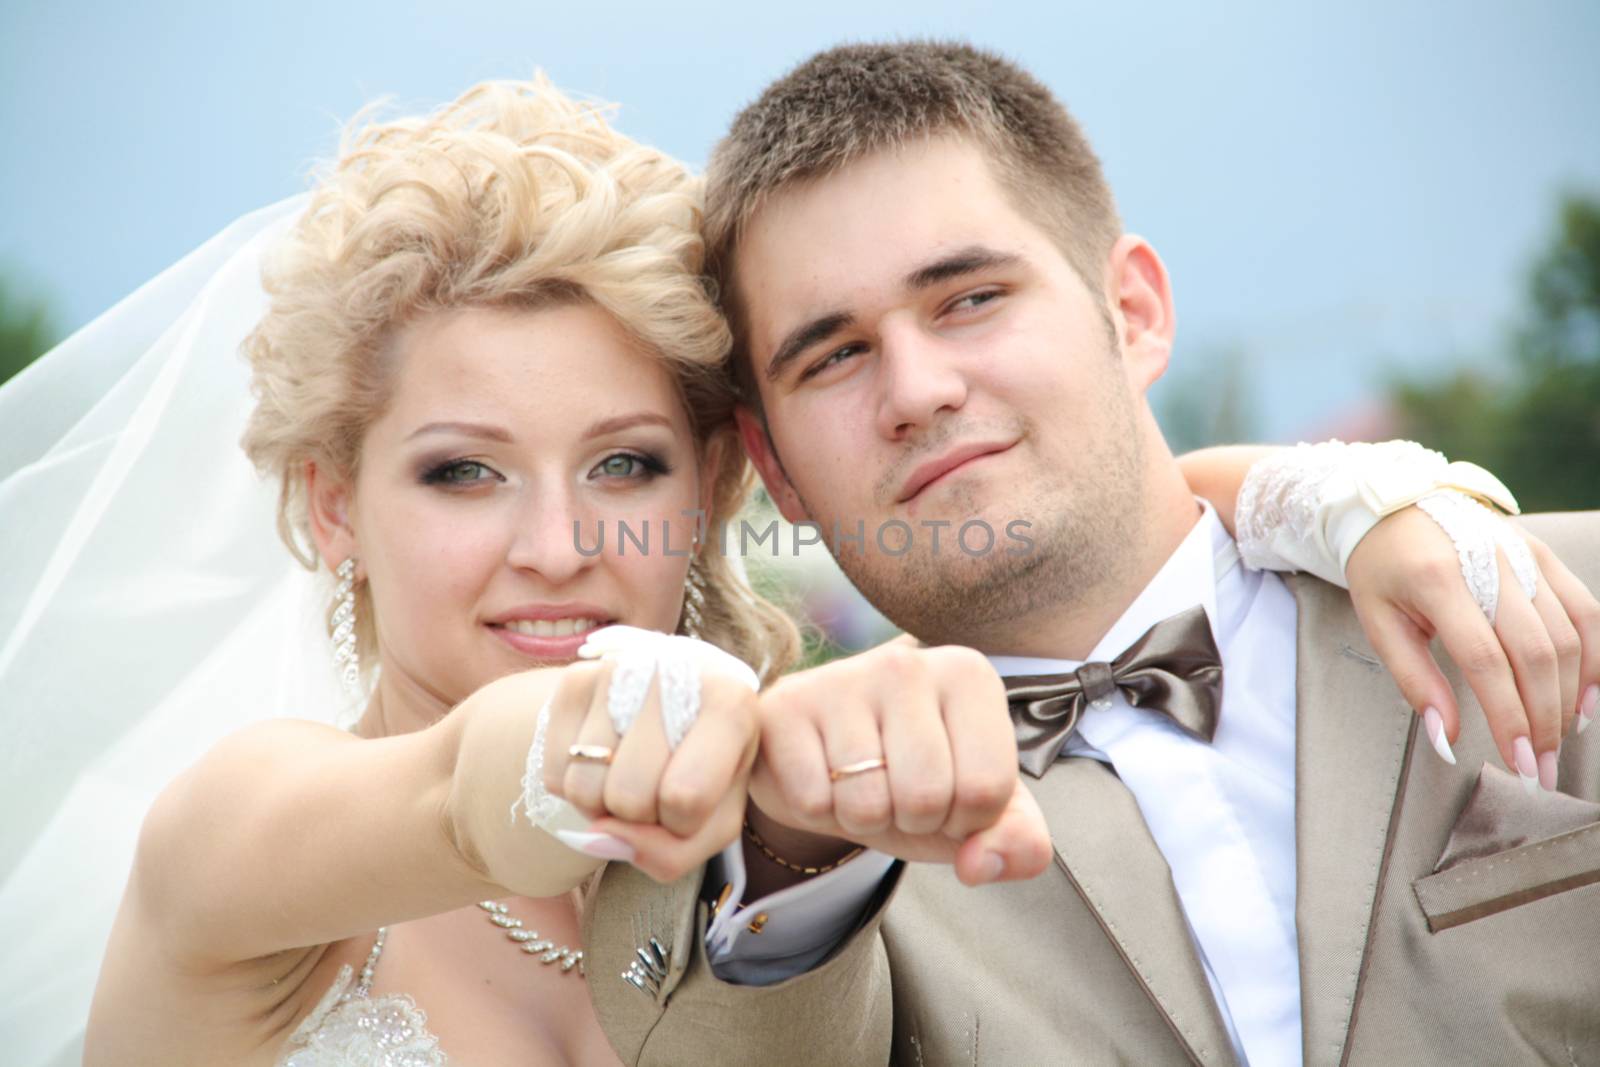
[767,310,854,383]
[903,246,1022,290]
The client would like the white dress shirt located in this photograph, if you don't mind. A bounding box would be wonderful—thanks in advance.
[708,503,1302,1066]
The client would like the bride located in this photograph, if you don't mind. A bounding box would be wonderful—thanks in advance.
[0,76,1590,1065]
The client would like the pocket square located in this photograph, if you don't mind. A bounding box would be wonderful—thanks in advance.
[1432,763,1600,872]
[1413,764,1600,932]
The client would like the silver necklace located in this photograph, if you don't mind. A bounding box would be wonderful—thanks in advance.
[477,900,585,976]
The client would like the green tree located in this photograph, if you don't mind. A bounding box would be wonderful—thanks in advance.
[0,275,58,388]
[1393,193,1600,511]
[1156,344,1261,455]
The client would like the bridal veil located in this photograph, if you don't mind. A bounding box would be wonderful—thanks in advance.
[0,195,350,1065]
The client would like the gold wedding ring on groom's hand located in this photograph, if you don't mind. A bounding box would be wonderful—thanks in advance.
[829,757,888,782]
[568,744,615,765]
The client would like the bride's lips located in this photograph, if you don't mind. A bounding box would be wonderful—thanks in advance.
[897,440,1017,504]
[486,604,615,659]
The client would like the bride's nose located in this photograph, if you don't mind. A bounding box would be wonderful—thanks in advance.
[504,484,597,586]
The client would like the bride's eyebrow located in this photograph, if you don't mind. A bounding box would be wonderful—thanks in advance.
[582,412,674,440]
[405,420,513,442]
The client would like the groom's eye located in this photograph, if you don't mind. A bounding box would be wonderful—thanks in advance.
[944,287,1005,316]
[801,343,866,382]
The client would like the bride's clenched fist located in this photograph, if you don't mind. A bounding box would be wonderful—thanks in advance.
[453,629,763,888]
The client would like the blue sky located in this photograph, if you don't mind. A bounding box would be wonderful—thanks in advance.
[3,0,1597,437]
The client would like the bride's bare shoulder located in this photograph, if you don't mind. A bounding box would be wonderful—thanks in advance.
[86,716,424,1065]
[140,718,360,848]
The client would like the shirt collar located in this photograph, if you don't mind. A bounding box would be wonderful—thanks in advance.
[988,500,1230,675]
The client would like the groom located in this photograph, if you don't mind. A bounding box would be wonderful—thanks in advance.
[585,41,1600,1065]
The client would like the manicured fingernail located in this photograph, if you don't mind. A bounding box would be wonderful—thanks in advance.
[1537,749,1559,792]
[975,852,1005,884]
[554,829,636,862]
[1422,707,1456,766]
[1578,685,1598,735]
[1512,736,1539,795]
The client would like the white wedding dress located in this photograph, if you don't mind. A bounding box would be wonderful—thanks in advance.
[278,931,449,1067]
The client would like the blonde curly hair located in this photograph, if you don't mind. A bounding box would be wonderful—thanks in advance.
[241,77,798,683]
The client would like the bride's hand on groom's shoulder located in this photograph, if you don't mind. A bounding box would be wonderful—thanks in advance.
[748,643,1053,886]
[1346,507,1600,779]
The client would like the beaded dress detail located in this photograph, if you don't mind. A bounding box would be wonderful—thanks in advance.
[278,927,449,1067]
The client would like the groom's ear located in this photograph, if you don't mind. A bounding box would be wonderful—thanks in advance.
[1107,235,1176,394]
[735,405,809,523]
[305,460,358,572]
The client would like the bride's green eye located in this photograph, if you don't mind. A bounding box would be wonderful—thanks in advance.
[590,451,671,482]
[422,459,496,486]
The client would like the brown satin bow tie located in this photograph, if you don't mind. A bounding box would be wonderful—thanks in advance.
[1003,604,1225,777]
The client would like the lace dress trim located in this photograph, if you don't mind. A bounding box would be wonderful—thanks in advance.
[278,930,449,1067]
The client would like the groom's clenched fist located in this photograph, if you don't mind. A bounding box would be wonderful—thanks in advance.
[748,642,1052,887]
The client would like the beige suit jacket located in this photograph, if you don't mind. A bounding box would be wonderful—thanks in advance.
[585,511,1600,1066]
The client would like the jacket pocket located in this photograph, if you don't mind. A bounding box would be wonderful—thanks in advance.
[1412,821,1600,932]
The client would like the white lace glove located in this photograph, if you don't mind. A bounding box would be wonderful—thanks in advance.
[1234,440,1536,621]
[516,628,761,832]
[577,625,762,744]
[1414,491,1540,624]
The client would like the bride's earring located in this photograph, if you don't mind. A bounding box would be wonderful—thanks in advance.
[331,557,361,694]
[681,552,708,641]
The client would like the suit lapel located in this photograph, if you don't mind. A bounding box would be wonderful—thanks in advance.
[1286,574,1417,1067]
[1032,756,1238,1067]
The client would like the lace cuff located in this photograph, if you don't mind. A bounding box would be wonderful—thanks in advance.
[1234,440,1520,588]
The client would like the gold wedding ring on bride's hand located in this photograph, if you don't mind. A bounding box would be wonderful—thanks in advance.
[829,757,888,782]
[568,744,616,765]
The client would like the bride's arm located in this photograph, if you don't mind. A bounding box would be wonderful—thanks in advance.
[121,669,581,969]
[1175,444,1276,534]
[118,660,754,971]
[1178,439,1598,778]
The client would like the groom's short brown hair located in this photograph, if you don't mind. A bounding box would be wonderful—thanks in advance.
[705,40,1123,404]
